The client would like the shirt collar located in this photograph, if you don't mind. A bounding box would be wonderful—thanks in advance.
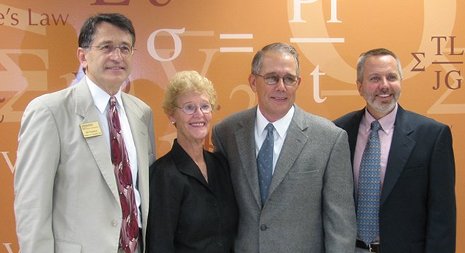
[362,103,398,134]
[256,105,295,138]
[86,76,123,113]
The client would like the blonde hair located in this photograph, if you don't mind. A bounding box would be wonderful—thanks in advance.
[162,70,217,115]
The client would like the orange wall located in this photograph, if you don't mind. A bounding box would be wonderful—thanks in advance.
[0,1,463,252]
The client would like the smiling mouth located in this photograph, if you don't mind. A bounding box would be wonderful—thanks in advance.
[271,96,287,101]
[107,66,125,70]
[190,122,206,127]
[378,94,391,98]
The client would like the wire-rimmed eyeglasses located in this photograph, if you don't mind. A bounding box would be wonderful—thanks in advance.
[87,44,135,57]
[176,103,212,115]
[255,73,300,86]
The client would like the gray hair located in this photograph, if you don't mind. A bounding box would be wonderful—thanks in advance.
[251,42,300,76]
[356,48,403,83]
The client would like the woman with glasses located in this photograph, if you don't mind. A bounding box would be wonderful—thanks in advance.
[146,71,238,253]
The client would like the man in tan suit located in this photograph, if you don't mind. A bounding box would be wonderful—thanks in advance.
[14,13,155,253]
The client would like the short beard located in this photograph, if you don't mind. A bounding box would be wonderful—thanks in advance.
[364,92,399,116]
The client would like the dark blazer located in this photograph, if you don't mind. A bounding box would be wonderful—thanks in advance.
[212,106,356,253]
[146,139,238,253]
[334,105,456,253]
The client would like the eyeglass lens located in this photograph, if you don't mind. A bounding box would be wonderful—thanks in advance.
[258,74,298,86]
[93,44,133,56]
[179,103,212,114]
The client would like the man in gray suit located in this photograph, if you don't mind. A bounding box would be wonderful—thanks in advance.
[212,42,356,252]
[14,13,155,253]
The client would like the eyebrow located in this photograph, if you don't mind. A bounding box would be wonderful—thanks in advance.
[263,72,297,76]
[96,40,131,45]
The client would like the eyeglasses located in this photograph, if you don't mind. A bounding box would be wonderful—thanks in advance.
[87,44,135,56]
[176,103,212,115]
[255,73,300,86]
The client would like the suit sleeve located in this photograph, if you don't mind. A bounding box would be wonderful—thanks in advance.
[426,125,456,253]
[146,161,183,253]
[323,130,357,253]
[147,109,156,164]
[14,98,60,253]
[212,125,226,156]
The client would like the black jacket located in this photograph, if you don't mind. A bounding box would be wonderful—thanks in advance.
[146,139,238,253]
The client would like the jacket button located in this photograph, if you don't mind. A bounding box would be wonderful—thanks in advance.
[260,224,268,231]
[112,220,118,227]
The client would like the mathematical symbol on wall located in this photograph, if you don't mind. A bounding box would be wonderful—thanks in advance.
[0,97,4,123]
[290,37,344,43]
[219,33,253,53]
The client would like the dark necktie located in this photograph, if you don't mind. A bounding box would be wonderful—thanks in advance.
[357,120,382,244]
[257,123,274,206]
[108,96,139,253]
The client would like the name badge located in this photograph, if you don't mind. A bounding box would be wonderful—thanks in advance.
[80,121,102,138]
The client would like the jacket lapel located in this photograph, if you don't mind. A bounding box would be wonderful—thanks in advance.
[75,79,120,203]
[345,110,365,166]
[122,93,151,230]
[381,107,415,204]
[234,109,262,207]
[122,94,149,189]
[268,107,308,197]
[171,140,210,188]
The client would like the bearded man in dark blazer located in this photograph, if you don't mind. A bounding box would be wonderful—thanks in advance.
[334,48,456,253]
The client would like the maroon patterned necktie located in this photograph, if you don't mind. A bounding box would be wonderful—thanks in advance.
[108,96,139,253]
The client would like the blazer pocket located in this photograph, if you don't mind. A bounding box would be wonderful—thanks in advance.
[280,170,322,202]
[402,165,426,177]
[287,170,321,186]
[408,241,425,253]
[288,168,320,175]
[55,240,82,253]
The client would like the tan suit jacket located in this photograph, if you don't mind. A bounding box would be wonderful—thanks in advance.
[14,78,155,253]
[212,106,356,253]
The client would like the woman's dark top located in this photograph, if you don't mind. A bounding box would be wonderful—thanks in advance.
[146,139,238,253]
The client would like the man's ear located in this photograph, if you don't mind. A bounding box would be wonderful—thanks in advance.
[356,81,363,95]
[77,47,88,69]
[249,74,257,92]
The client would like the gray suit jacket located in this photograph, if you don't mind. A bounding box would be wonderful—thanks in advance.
[212,106,356,253]
[14,78,156,253]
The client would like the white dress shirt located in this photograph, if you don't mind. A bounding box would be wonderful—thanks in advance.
[255,105,295,174]
[86,76,142,227]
